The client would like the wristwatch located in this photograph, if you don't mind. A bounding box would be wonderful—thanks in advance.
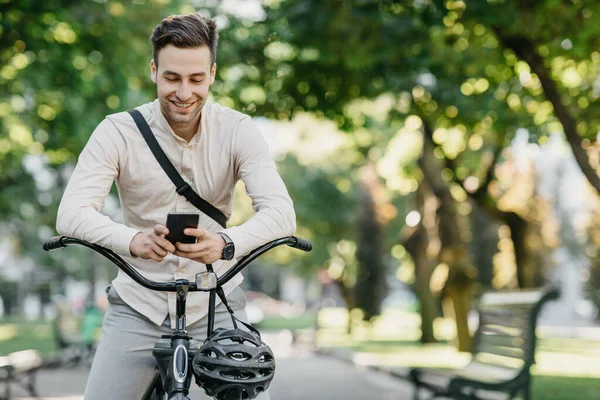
[218,232,235,261]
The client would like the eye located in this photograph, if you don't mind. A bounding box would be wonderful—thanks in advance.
[165,77,178,82]
[191,80,204,84]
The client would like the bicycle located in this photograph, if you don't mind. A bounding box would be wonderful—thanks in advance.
[43,235,312,400]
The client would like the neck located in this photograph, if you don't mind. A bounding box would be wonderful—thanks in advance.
[171,117,200,142]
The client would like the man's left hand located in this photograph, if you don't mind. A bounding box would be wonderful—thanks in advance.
[173,227,225,264]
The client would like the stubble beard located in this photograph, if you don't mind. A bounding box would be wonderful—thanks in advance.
[160,97,204,127]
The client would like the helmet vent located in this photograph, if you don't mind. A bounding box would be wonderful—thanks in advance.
[228,351,251,361]
[258,368,272,377]
[200,364,215,372]
[221,369,255,380]
[201,349,218,358]
[257,353,274,363]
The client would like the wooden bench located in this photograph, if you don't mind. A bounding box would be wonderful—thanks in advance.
[410,286,560,400]
[0,350,42,400]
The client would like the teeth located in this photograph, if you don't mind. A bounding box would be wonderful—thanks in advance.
[174,102,192,108]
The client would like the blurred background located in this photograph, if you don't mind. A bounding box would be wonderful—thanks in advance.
[2,0,600,399]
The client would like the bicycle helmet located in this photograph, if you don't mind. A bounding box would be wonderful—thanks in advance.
[192,326,276,400]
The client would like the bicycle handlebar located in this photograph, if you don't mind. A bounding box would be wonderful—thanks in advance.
[43,235,312,292]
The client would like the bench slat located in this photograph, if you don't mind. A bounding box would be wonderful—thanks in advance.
[476,344,527,360]
[479,324,526,338]
[479,309,530,329]
[7,350,43,373]
[454,360,522,383]
[478,332,529,349]
[478,290,546,307]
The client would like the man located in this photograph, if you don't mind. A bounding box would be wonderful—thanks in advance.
[56,13,295,399]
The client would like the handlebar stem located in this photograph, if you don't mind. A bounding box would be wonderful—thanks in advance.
[175,280,189,333]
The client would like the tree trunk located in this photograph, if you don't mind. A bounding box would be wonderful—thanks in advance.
[469,202,498,287]
[0,280,16,316]
[420,127,477,352]
[354,179,387,321]
[495,31,600,195]
[404,213,437,344]
[443,283,474,352]
[505,211,535,288]
[433,120,532,290]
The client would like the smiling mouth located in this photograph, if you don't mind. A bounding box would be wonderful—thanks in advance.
[171,100,194,109]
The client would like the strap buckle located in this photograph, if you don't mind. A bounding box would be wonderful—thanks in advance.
[176,182,192,195]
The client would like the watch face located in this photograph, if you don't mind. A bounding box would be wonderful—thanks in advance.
[223,244,235,260]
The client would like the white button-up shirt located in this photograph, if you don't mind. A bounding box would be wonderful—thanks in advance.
[56,99,296,327]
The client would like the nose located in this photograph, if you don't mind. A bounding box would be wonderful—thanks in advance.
[176,82,192,101]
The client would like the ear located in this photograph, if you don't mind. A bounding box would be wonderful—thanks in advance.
[209,63,217,85]
[150,59,157,83]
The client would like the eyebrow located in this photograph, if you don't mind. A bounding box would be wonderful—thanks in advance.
[162,70,207,78]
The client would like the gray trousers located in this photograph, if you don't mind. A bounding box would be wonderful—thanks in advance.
[84,286,270,400]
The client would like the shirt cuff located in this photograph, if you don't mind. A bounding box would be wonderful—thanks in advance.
[112,226,144,257]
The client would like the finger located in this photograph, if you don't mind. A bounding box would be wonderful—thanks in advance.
[149,241,168,258]
[175,241,208,253]
[154,224,169,236]
[173,249,215,264]
[142,237,167,258]
[172,249,203,260]
[172,249,189,258]
[142,248,164,262]
[156,236,176,253]
[184,227,209,239]
[147,230,175,253]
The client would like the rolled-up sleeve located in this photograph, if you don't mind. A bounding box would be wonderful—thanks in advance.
[56,118,140,256]
[221,117,296,257]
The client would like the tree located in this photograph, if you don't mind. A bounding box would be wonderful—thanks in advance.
[225,0,568,348]
[461,0,600,195]
[0,0,186,275]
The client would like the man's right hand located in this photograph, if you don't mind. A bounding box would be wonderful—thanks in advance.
[129,224,176,262]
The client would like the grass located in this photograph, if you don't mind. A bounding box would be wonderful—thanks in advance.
[256,311,317,331]
[311,308,600,400]
[3,311,600,399]
[532,376,600,400]
[0,317,57,355]
[320,337,600,399]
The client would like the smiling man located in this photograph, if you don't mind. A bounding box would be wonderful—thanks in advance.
[56,14,295,399]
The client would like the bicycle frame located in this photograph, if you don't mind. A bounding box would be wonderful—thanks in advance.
[43,235,312,400]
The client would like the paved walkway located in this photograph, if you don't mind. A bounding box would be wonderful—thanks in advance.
[8,332,414,400]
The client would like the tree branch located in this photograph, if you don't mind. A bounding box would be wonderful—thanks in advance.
[494,28,600,195]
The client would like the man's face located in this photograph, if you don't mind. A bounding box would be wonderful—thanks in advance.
[150,44,216,129]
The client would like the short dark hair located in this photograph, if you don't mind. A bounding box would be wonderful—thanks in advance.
[150,14,219,66]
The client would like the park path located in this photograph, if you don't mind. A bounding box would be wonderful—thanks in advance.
[12,331,413,400]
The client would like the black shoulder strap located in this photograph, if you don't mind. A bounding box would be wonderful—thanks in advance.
[128,109,227,228]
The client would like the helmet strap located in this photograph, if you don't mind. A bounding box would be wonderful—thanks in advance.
[214,287,262,338]
[215,287,238,329]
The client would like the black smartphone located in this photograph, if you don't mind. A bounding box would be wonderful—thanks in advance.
[165,212,200,245]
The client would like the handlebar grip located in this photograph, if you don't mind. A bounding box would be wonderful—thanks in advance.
[43,236,66,251]
[290,236,312,252]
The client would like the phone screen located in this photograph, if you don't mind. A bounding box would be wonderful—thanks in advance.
[165,212,200,245]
